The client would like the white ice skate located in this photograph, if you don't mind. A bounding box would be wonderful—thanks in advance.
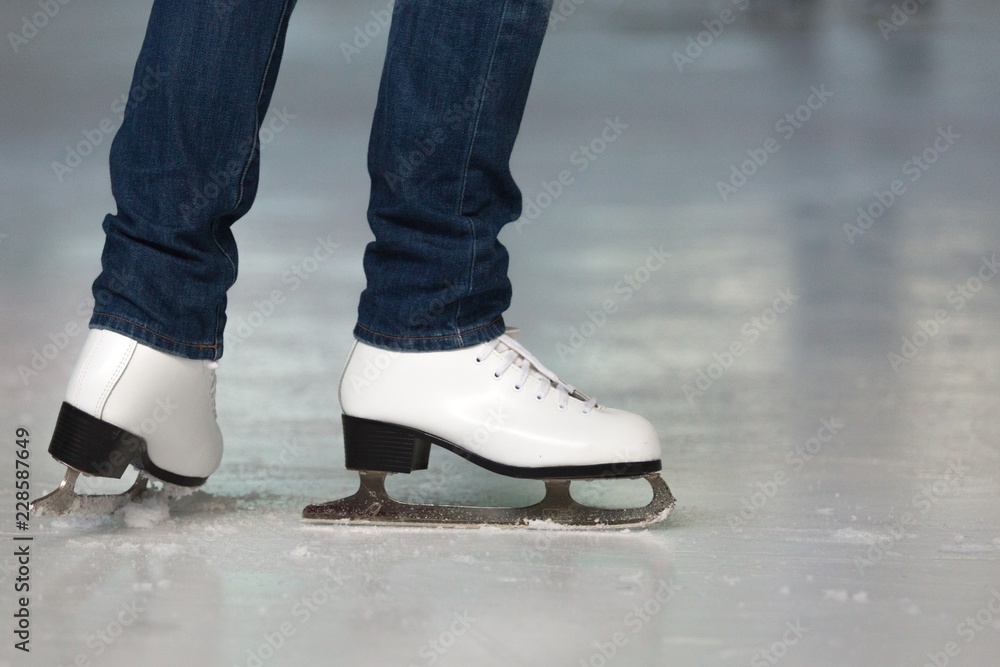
[303,332,676,528]
[31,329,222,516]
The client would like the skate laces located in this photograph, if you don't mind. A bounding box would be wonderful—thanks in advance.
[477,334,598,414]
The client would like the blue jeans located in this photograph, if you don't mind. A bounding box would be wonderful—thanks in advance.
[91,0,552,359]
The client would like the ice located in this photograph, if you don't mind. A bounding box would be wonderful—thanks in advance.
[121,496,171,529]
[939,542,1000,553]
[830,527,883,545]
[823,589,849,603]
[48,516,113,531]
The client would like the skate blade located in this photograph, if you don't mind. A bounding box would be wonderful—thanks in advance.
[30,468,149,517]
[302,472,675,529]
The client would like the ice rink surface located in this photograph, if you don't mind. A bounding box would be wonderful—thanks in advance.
[3,0,1000,665]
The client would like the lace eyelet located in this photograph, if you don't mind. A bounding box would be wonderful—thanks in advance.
[513,384,523,391]
[535,394,545,401]
[558,403,567,410]
[474,355,484,364]
[493,370,503,379]
[581,408,591,416]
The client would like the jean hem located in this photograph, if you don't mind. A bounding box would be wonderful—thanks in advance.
[353,317,506,352]
[90,312,221,360]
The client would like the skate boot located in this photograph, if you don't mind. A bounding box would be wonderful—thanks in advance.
[303,331,675,528]
[32,329,222,516]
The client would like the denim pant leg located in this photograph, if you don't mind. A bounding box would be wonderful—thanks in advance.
[90,0,298,361]
[355,0,553,352]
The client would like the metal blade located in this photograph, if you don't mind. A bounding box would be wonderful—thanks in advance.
[302,471,675,529]
[31,469,149,517]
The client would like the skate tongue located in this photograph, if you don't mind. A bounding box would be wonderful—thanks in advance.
[504,326,520,341]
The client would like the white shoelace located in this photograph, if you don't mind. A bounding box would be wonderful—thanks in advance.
[476,334,598,414]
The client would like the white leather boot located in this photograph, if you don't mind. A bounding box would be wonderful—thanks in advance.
[47,329,223,486]
[338,332,661,479]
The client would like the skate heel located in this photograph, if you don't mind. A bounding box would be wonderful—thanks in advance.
[48,402,145,479]
[342,415,431,474]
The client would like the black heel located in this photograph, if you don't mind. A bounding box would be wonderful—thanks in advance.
[47,402,145,478]
[342,415,430,473]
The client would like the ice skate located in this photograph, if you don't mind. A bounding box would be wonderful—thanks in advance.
[303,332,676,528]
[32,329,222,516]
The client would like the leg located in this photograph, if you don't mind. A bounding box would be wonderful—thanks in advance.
[36,0,298,511]
[327,1,673,527]
[356,0,552,351]
[92,0,298,361]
